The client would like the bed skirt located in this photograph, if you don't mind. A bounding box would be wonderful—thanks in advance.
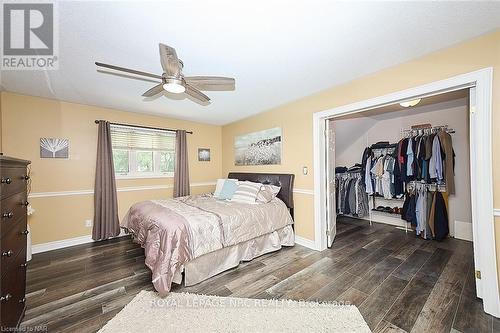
[173,225,295,286]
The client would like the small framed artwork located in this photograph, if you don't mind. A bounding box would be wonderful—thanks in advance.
[198,148,210,161]
[40,138,69,158]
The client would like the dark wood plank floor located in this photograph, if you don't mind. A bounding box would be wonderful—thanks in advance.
[21,217,498,332]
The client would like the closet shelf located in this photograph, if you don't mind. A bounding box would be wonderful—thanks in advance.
[371,209,401,216]
[369,194,404,201]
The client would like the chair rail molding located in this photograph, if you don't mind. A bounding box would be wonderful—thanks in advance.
[28,182,217,198]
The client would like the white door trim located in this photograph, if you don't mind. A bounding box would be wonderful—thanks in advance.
[313,67,499,316]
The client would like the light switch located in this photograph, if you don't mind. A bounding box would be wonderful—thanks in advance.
[303,166,308,175]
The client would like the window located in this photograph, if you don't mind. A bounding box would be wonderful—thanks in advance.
[110,125,176,178]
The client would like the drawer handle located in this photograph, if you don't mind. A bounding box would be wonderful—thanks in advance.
[2,212,14,218]
[0,294,12,302]
[23,175,30,181]
[20,262,28,268]
[2,250,14,257]
[1,177,12,184]
[23,201,30,207]
[21,230,29,236]
[19,297,26,304]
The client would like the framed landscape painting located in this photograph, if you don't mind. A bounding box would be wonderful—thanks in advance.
[234,127,281,166]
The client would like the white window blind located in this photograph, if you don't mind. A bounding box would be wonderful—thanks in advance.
[110,125,176,151]
[110,125,176,178]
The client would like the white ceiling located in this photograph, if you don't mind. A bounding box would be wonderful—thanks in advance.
[2,1,500,125]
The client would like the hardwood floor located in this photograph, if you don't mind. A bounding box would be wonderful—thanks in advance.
[21,217,498,332]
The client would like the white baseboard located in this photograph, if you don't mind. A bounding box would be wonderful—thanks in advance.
[34,232,319,254]
[454,220,473,241]
[32,231,129,254]
[294,235,318,250]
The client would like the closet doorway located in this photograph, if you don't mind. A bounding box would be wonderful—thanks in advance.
[313,68,498,316]
[330,89,470,237]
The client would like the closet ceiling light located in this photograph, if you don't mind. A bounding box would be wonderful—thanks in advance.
[400,99,421,108]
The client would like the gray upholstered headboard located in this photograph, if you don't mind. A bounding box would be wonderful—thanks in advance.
[227,172,295,219]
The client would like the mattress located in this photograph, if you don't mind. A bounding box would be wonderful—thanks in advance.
[121,193,294,294]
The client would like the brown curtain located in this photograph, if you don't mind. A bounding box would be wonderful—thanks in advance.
[92,120,120,240]
[174,130,190,197]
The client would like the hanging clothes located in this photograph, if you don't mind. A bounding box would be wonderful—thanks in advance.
[433,191,449,240]
[382,156,395,199]
[437,130,456,195]
[402,185,449,241]
[370,156,384,195]
[364,156,373,195]
[355,177,370,218]
[398,138,409,182]
[429,134,443,182]
[415,188,430,239]
[406,137,414,177]
[403,192,417,227]
[335,171,369,218]
[416,135,427,180]
[360,147,372,183]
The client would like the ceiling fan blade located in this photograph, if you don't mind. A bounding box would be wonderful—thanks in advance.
[95,62,162,79]
[184,76,235,91]
[159,44,182,77]
[142,83,164,97]
[185,84,210,103]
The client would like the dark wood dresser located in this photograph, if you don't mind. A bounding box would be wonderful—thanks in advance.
[0,156,31,329]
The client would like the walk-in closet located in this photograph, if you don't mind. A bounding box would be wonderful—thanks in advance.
[330,89,472,240]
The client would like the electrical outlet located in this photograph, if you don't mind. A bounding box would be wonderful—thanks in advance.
[85,219,93,228]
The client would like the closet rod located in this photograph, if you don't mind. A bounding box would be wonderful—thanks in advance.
[401,125,455,137]
[94,120,193,134]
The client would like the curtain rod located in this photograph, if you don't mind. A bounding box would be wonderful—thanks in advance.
[94,120,193,134]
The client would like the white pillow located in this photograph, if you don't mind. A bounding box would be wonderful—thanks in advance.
[231,181,262,204]
[256,184,281,203]
[214,179,238,198]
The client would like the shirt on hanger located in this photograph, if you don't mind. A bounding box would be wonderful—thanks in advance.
[429,135,443,181]
[406,137,414,176]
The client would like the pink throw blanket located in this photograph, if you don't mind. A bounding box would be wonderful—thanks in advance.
[121,201,192,296]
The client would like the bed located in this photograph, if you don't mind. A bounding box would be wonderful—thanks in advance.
[121,172,295,296]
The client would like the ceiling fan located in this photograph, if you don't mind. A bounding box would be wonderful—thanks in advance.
[95,43,235,104]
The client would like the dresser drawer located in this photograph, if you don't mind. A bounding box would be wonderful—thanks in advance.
[0,218,27,277]
[0,167,29,200]
[0,253,27,329]
[1,192,28,237]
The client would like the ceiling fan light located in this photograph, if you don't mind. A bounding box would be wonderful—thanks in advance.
[163,78,185,94]
[400,98,421,108]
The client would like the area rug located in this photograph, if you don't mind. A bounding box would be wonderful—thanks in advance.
[99,291,371,333]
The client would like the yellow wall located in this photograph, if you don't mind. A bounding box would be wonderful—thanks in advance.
[0,92,222,244]
[221,30,500,241]
[1,30,499,250]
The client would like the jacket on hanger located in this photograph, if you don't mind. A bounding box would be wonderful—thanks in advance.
[406,138,414,177]
[437,131,456,195]
[433,191,449,240]
[429,135,443,181]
